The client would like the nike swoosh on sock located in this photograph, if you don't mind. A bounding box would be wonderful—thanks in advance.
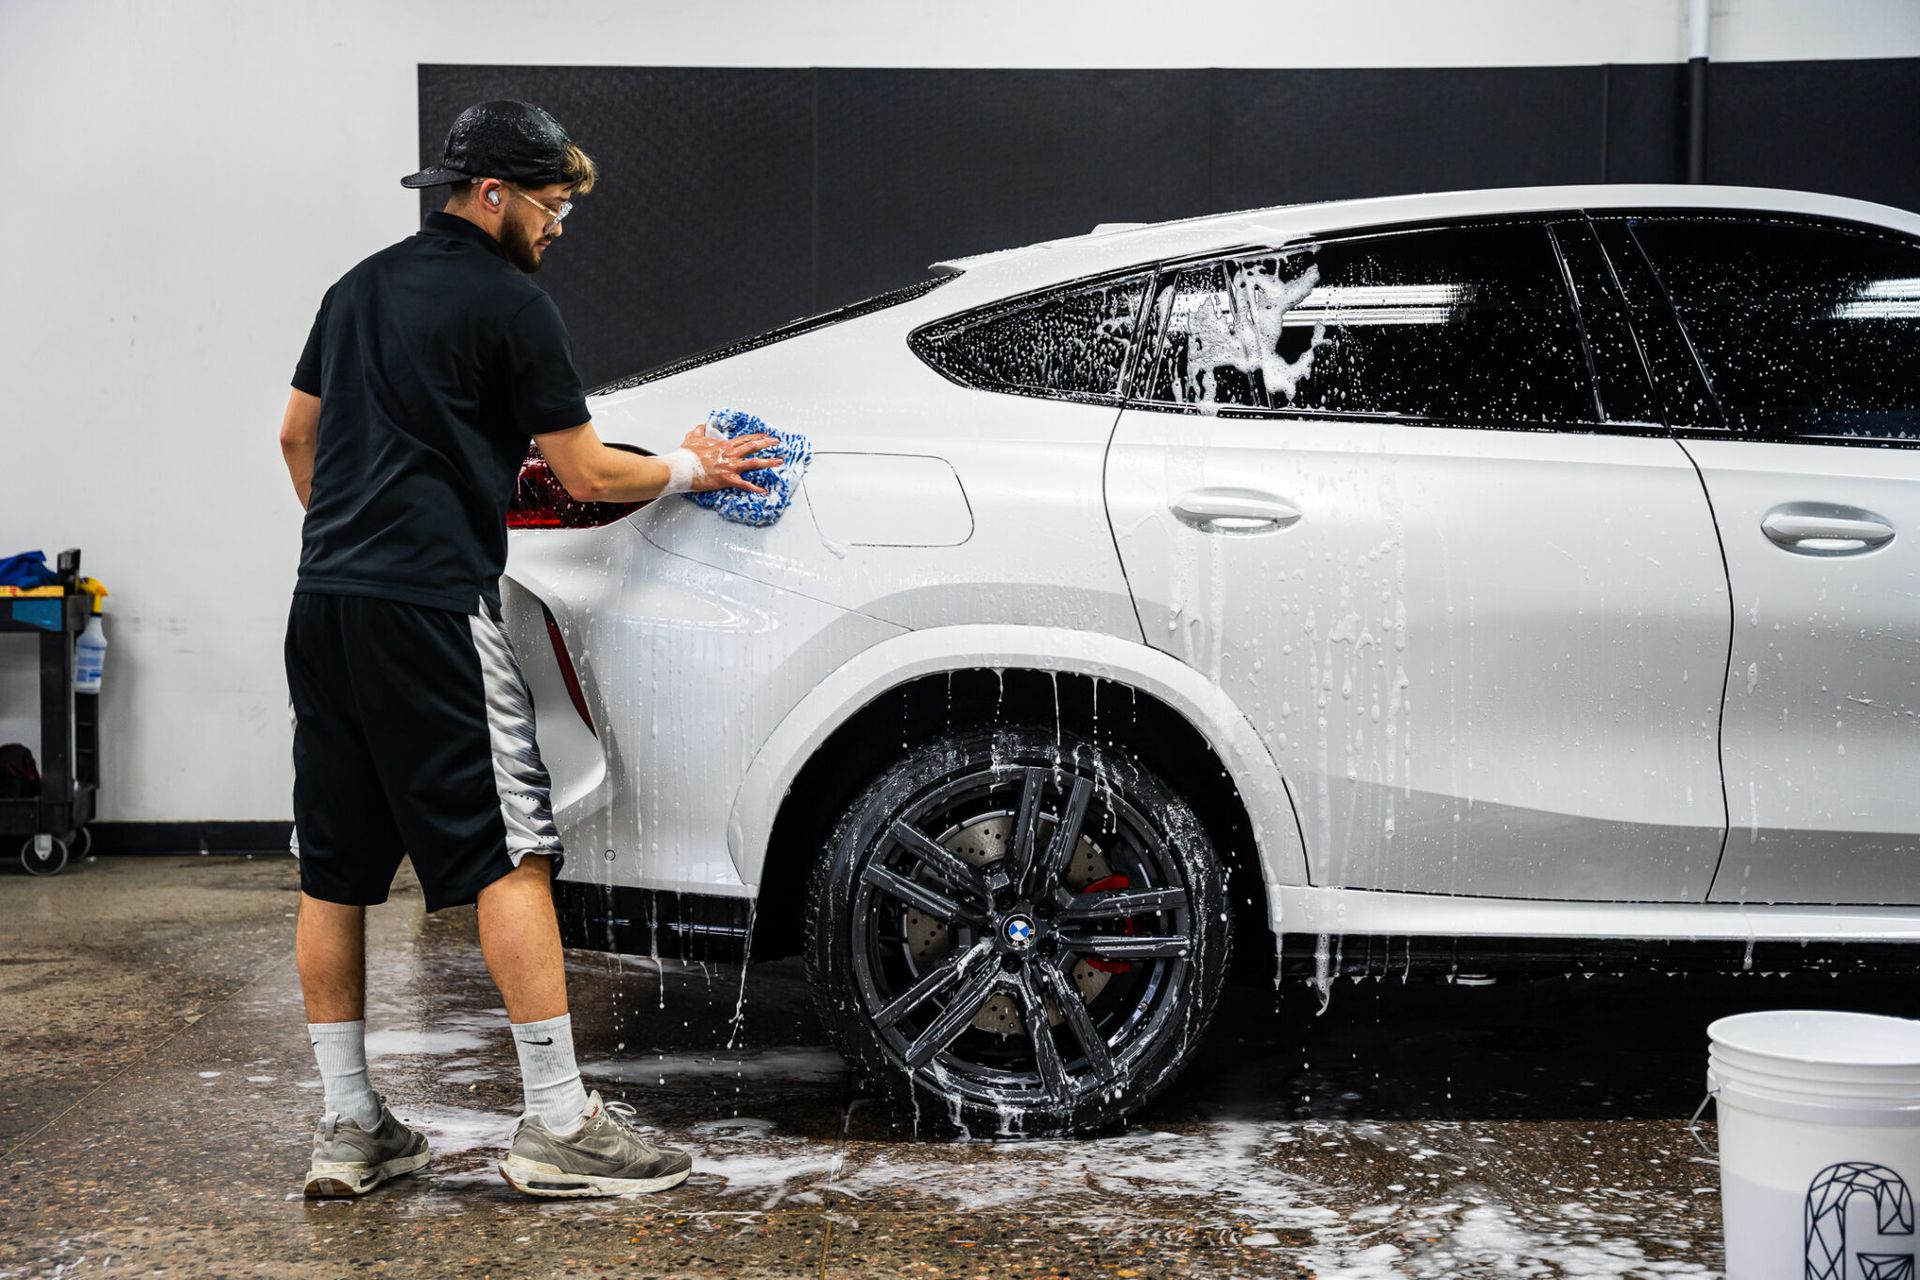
[519,1036,555,1045]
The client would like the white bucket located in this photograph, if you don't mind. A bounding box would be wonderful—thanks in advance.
[1708,1010,1920,1279]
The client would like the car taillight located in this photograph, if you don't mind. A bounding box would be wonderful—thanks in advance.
[542,604,595,733]
[507,448,644,529]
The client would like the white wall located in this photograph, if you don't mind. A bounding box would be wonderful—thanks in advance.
[2,0,1917,822]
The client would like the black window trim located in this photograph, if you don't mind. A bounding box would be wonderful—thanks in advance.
[1590,207,1920,451]
[1545,221,1610,424]
[1123,213,1650,436]
[1574,213,1668,430]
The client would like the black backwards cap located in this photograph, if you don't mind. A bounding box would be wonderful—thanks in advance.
[401,100,574,189]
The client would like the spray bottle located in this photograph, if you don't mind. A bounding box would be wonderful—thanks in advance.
[73,578,108,695]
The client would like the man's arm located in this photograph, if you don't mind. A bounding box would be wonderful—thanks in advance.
[536,420,783,503]
[280,389,321,511]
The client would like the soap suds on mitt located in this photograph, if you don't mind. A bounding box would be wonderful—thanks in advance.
[689,408,811,528]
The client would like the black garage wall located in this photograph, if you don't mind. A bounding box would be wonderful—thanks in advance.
[420,61,1920,390]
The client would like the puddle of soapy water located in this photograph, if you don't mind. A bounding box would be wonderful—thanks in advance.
[338,1036,1720,1275]
[362,1003,506,1061]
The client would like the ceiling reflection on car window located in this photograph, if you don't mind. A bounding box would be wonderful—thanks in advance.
[1144,223,1594,425]
[1631,216,1920,443]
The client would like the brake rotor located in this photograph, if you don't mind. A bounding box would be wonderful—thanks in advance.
[899,811,1116,1035]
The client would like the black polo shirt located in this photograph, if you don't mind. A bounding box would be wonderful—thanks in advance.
[291,212,589,615]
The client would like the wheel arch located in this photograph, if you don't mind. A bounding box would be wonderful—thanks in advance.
[730,626,1307,962]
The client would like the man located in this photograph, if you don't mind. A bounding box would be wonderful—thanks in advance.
[278,100,779,1199]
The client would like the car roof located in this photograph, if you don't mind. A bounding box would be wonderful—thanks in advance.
[930,184,1920,287]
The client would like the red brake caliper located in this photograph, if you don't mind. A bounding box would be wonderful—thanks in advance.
[1080,874,1135,974]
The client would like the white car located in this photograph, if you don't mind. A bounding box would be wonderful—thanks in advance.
[502,183,1920,1136]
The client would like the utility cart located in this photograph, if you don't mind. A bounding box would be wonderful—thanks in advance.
[1,549,99,875]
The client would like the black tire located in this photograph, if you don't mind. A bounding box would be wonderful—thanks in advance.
[21,835,69,877]
[805,724,1232,1137]
[73,826,93,859]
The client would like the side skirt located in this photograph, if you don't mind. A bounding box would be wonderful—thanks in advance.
[555,880,755,963]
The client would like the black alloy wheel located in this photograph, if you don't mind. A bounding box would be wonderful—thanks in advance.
[806,725,1232,1136]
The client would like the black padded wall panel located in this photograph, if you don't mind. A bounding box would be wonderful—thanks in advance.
[814,69,1211,306]
[420,66,814,391]
[420,60,1920,390]
[1208,66,1603,210]
[1707,58,1920,213]
[1599,63,1689,183]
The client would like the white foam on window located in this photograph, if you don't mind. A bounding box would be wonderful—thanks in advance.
[1178,256,1330,406]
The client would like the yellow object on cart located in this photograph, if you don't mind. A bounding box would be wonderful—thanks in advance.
[0,578,109,612]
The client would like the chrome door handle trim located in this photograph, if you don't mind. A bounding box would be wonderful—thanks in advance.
[1170,488,1302,535]
[1760,503,1895,557]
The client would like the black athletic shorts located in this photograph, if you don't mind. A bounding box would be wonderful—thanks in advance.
[285,593,565,912]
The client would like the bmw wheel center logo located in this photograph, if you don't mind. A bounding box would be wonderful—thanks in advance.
[1002,914,1036,950]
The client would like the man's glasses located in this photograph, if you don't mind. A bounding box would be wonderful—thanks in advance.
[510,187,572,229]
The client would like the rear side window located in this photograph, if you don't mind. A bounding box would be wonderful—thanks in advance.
[912,273,1151,402]
[1139,223,1594,424]
[1630,217,1920,442]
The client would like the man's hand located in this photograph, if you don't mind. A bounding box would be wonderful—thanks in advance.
[679,424,784,496]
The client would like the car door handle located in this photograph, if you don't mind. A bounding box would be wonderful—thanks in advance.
[1760,503,1895,557]
[1170,488,1302,534]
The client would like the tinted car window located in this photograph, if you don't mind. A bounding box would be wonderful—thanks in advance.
[913,273,1150,401]
[1141,223,1593,423]
[1630,217,1920,441]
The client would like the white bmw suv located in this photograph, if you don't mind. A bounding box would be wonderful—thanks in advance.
[502,184,1920,1136]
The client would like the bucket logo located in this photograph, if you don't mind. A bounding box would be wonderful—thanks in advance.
[1806,1162,1914,1280]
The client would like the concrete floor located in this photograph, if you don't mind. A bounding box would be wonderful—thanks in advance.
[1,857,1912,1278]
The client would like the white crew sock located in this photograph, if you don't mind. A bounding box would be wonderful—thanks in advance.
[512,1013,590,1133]
[309,1020,381,1130]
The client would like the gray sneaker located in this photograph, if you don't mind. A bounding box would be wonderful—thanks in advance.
[498,1091,692,1198]
[303,1097,431,1198]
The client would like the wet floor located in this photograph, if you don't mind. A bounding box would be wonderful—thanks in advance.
[2,855,1913,1278]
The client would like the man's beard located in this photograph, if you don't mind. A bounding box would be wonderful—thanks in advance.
[503,220,544,273]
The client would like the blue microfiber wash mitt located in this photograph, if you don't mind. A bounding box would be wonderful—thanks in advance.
[688,408,812,527]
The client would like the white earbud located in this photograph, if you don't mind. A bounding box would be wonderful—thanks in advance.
[486,189,501,207]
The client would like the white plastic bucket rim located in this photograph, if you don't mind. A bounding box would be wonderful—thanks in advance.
[1708,1010,1920,1127]
[1709,1049,1920,1098]
[1712,1040,1920,1088]
[1710,1070,1920,1127]
[1712,1074,1920,1128]
[1707,1009,1920,1069]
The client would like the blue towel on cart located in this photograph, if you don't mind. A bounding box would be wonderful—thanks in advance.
[688,408,811,527]
[0,551,55,589]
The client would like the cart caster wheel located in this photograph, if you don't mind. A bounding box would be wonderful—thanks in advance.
[74,826,93,859]
[21,835,68,877]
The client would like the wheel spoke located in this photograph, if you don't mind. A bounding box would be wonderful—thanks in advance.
[1035,957,1115,1085]
[1059,931,1193,961]
[1058,885,1188,924]
[1024,775,1093,899]
[861,862,984,927]
[1015,969,1073,1105]
[889,821,991,907]
[1005,767,1046,892]
[875,939,992,1031]
[902,959,1005,1069]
